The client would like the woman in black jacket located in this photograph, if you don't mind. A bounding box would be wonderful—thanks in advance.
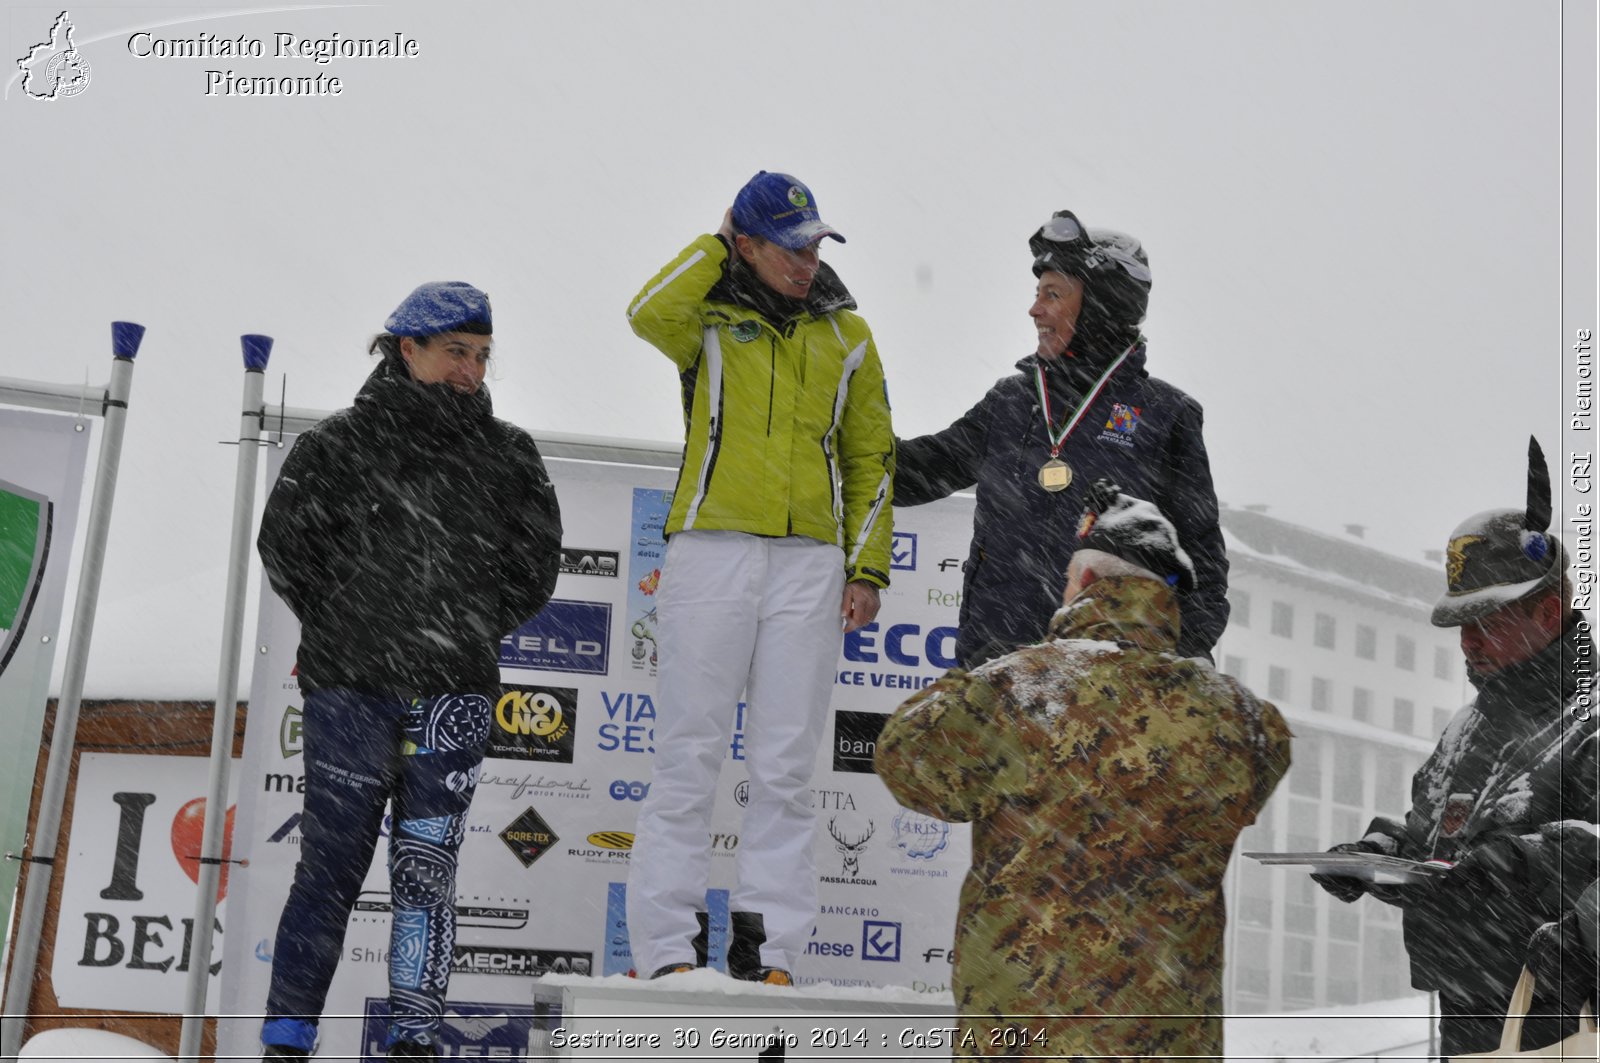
[256,282,561,1061]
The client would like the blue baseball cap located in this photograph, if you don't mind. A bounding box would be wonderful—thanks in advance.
[385,281,493,336]
[731,171,845,250]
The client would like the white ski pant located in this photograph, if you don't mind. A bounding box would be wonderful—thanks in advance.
[626,530,845,975]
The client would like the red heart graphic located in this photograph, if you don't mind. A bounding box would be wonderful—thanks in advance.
[171,798,236,902]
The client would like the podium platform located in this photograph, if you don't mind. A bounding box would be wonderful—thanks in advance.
[528,971,956,1059]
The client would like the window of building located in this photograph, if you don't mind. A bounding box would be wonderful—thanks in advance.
[1353,687,1372,722]
[1375,749,1407,811]
[1283,936,1316,1004]
[1311,676,1332,712]
[1393,698,1415,736]
[1231,590,1251,628]
[1356,624,1377,660]
[1331,738,1364,807]
[1290,734,1322,800]
[1433,706,1455,738]
[1434,646,1454,680]
[1314,612,1337,649]
[1271,601,1294,638]
[1396,634,1416,671]
[1237,864,1273,929]
[1223,655,1246,683]
[1327,943,1362,1002]
[1268,665,1289,701]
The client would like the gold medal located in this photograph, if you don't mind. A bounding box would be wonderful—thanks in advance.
[1039,457,1072,492]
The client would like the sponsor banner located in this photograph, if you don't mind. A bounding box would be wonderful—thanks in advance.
[498,599,611,675]
[832,709,890,774]
[0,408,91,940]
[488,685,577,763]
[559,546,620,578]
[52,753,239,1012]
[361,998,550,1059]
[624,487,671,677]
[218,450,975,1059]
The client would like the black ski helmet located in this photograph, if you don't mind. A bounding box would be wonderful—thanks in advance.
[1030,210,1152,353]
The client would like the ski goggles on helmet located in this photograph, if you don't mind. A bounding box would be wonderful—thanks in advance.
[1031,209,1151,284]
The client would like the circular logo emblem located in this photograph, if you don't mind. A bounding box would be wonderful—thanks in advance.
[787,186,808,208]
[527,691,565,736]
[733,780,749,806]
[46,50,91,98]
[730,320,761,343]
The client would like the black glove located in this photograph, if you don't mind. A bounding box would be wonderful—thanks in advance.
[1311,840,1382,903]
[1527,910,1600,1003]
[1444,836,1526,901]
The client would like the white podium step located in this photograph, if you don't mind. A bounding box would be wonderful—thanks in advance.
[528,971,956,1059]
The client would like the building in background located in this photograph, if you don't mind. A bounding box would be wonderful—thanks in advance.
[1215,505,1469,1013]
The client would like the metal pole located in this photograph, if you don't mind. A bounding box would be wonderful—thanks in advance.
[178,335,272,1063]
[0,322,143,1060]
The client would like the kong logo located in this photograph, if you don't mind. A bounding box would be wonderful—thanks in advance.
[832,710,890,774]
[498,599,611,675]
[498,806,559,869]
[0,479,52,678]
[489,686,577,763]
[278,704,303,759]
[559,547,619,578]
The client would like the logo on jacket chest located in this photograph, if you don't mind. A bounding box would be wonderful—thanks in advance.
[1096,402,1142,448]
[730,320,761,343]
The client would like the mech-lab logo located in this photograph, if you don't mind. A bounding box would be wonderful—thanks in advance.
[559,547,619,578]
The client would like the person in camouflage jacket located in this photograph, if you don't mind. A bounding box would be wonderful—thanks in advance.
[876,482,1291,1059]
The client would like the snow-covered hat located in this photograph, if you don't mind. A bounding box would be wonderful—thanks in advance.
[1431,437,1566,627]
[1075,479,1195,591]
[385,281,493,337]
[732,171,845,250]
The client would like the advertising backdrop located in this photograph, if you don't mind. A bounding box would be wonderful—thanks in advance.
[218,447,977,1060]
[0,407,91,956]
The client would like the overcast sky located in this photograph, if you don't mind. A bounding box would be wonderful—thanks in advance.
[0,1,1584,697]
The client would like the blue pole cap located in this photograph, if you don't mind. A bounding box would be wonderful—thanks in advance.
[111,321,146,359]
[241,334,274,371]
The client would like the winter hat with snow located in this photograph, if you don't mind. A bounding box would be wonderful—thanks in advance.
[385,281,493,337]
[1074,478,1195,591]
[1431,436,1567,627]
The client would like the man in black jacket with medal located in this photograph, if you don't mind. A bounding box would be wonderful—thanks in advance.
[896,210,1229,665]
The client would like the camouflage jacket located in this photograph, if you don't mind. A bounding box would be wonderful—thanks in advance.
[875,575,1291,1059]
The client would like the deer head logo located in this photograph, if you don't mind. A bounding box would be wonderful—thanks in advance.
[828,817,875,878]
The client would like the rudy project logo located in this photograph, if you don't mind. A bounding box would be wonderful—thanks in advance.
[489,686,577,763]
[559,547,619,578]
[278,705,303,759]
[17,12,91,100]
[498,806,559,868]
[0,480,52,676]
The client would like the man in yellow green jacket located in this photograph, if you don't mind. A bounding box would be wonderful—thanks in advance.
[623,171,895,984]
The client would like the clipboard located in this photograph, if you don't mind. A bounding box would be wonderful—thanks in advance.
[1244,850,1454,886]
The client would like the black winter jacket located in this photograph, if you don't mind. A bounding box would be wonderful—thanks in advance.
[258,358,562,697]
[1366,618,1599,1013]
[896,344,1228,663]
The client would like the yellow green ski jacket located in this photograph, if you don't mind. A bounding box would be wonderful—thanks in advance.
[627,234,895,587]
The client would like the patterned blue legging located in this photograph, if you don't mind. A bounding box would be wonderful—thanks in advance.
[263,688,490,1050]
